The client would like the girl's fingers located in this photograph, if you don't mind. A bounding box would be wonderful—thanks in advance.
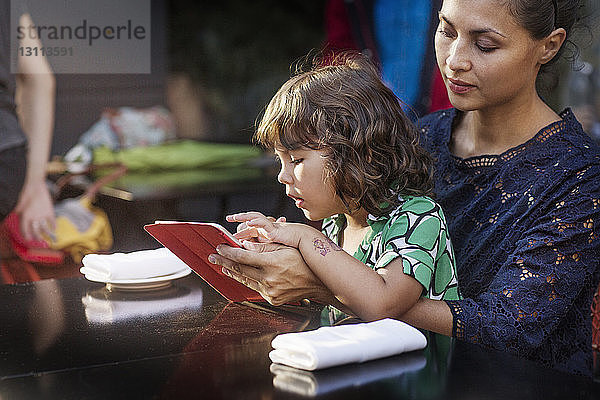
[235,222,249,233]
[247,217,271,228]
[226,211,267,223]
[234,226,262,240]
[234,225,271,242]
[227,212,282,243]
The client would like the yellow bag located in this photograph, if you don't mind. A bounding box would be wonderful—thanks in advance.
[47,163,126,263]
[47,197,113,263]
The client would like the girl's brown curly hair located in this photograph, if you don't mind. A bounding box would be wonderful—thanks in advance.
[255,52,434,217]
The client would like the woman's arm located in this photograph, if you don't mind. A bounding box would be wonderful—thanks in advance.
[14,13,56,241]
[213,237,454,330]
[441,166,600,355]
[399,297,453,336]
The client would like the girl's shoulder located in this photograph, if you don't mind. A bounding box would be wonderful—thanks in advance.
[400,195,438,209]
[371,196,445,227]
[391,195,445,220]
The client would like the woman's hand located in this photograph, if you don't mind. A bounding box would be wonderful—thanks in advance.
[15,180,55,241]
[209,241,332,306]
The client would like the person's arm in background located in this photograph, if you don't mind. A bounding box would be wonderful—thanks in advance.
[14,13,56,241]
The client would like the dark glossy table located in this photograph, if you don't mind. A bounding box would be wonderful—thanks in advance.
[1,274,599,399]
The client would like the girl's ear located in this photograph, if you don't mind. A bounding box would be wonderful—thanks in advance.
[539,27,567,65]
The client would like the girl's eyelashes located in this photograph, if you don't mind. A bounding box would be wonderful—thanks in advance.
[273,151,302,166]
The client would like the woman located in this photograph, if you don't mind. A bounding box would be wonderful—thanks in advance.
[211,0,600,376]
[0,10,56,241]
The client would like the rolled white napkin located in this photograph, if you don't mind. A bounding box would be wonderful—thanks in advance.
[269,318,427,371]
[80,247,190,281]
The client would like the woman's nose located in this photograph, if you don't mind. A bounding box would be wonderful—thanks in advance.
[446,40,471,72]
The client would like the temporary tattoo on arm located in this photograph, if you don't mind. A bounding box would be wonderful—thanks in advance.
[313,237,343,256]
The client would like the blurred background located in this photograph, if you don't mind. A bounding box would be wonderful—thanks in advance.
[46,0,600,156]
[51,0,326,155]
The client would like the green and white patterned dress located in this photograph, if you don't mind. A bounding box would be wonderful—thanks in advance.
[321,195,461,324]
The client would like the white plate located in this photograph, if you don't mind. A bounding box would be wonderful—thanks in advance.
[84,268,192,291]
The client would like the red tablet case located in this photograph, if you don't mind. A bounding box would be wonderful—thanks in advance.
[144,221,264,302]
[1,213,65,265]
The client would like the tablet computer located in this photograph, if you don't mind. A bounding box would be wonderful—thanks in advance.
[144,221,263,302]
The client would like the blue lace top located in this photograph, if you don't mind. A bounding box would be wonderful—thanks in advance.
[419,108,600,376]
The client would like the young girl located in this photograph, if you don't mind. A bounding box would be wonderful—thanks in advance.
[224,54,460,324]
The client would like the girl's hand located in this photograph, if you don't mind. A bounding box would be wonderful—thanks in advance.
[229,213,286,242]
[226,212,301,248]
[227,212,274,242]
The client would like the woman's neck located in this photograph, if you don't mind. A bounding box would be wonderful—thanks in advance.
[451,93,561,158]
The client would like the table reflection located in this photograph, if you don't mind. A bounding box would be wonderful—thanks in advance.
[28,279,66,356]
[160,302,314,399]
[82,283,203,324]
[270,352,427,397]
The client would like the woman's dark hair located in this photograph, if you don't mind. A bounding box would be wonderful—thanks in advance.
[504,0,583,73]
[255,52,434,217]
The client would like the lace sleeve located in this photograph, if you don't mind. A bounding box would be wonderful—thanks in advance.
[446,165,600,360]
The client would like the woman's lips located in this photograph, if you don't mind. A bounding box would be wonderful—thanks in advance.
[447,78,475,94]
